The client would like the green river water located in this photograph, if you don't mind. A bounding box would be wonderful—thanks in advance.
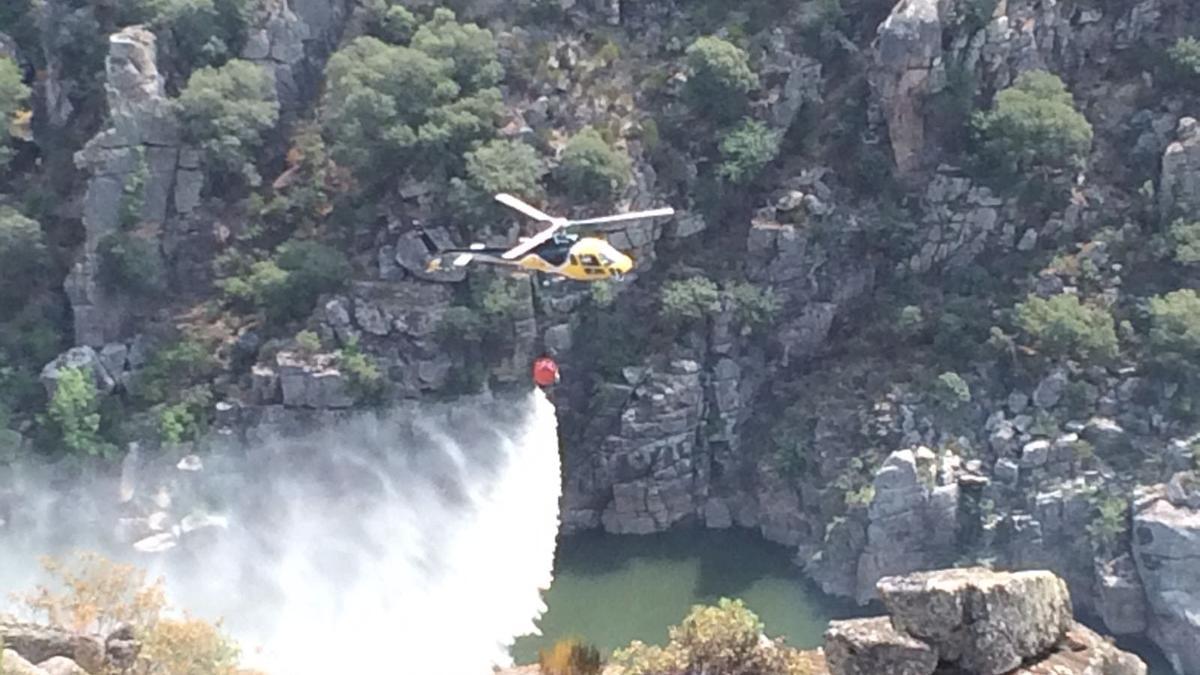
[509,528,1175,674]
[509,527,855,664]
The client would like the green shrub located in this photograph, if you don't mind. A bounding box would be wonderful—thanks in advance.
[322,11,504,179]
[158,401,198,445]
[1167,37,1200,84]
[450,139,545,222]
[295,329,322,356]
[897,305,925,338]
[609,598,817,675]
[1148,289,1200,367]
[1086,492,1129,555]
[557,127,632,202]
[661,277,721,324]
[410,7,504,91]
[1167,219,1200,265]
[0,206,47,311]
[0,56,30,167]
[177,59,279,185]
[932,371,972,409]
[218,240,350,324]
[337,337,385,404]
[972,70,1093,180]
[123,0,253,73]
[684,36,759,123]
[1014,293,1118,363]
[136,338,219,407]
[724,282,779,328]
[716,119,780,184]
[45,367,114,458]
[97,233,165,298]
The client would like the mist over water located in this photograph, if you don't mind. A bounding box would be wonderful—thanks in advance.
[1,390,563,675]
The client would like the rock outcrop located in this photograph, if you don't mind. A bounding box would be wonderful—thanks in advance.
[826,568,1146,675]
[1159,117,1200,220]
[869,0,944,177]
[1131,475,1200,675]
[0,623,141,675]
[67,26,179,346]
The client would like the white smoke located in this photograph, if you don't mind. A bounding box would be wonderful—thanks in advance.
[0,390,562,675]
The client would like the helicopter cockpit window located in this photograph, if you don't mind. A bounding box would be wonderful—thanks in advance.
[578,254,600,267]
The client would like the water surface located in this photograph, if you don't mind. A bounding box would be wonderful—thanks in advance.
[510,527,852,664]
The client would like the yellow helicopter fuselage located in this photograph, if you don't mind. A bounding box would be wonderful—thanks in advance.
[512,237,634,281]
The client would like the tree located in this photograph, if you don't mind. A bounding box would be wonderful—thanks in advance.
[717,118,780,184]
[1168,219,1200,265]
[932,371,972,410]
[322,11,504,179]
[1167,37,1200,86]
[45,367,113,457]
[322,37,458,174]
[661,277,721,324]
[972,70,1093,180]
[1014,293,1118,363]
[177,59,280,185]
[1148,289,1200,366]
[539,638,602,675]
[724,282,780,329]
[410,7,504,91]
[217,239,350,324]
[684,37,759,123]
[0,56,30,167]
[557,127,632,202]
[0,207,47,311]
[450,139,545,223]
[123,0,254,74]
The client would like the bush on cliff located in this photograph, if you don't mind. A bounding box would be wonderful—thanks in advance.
[972,70,1093,182]
[1014,293,1118,364]
[16,552,249,674]
[684,36,759,123]
[557,127,632,203]
[0,56,30,168]
[608,598,819,675]
[177,59,280,187]
[0,206,47,312]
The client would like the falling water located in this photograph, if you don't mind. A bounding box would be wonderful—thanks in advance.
[0,390,563,675]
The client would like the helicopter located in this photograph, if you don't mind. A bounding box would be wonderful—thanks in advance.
[419,193,675,282]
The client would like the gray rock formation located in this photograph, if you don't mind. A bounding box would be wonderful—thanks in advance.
[826,568,1145,675]
[39,346,117,397]
[1160,117,1200,220]
[37,657,88,675]
[1,650,45,675]
[877,567,1073,675]
[825,616,938,675]
[1096,553,1149,635]
[586,361,706,534]
[906,167,1007,274]
[276,351,354,409]
[0,624,104,674]
[869,0,944,176]
[854,448,958,603]
[1132,479,1200,675]
[67,26,178,346]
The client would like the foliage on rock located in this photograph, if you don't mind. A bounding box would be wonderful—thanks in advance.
[1014,293,1118,363]
[557,127,632,203]
[177,59,280,186]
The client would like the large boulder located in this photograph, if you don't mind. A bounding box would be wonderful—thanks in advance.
[876,567,1073,675]
[40,346,117,397]
[1,649,46,675]
[1009,623,1146,675]
[275,352,354,409]
[0,624,104,673]
[1131,480,1200,675]
[824,616,938,675]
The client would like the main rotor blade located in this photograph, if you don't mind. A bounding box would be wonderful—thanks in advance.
[495,193,556,222]
[567,207,676,228]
